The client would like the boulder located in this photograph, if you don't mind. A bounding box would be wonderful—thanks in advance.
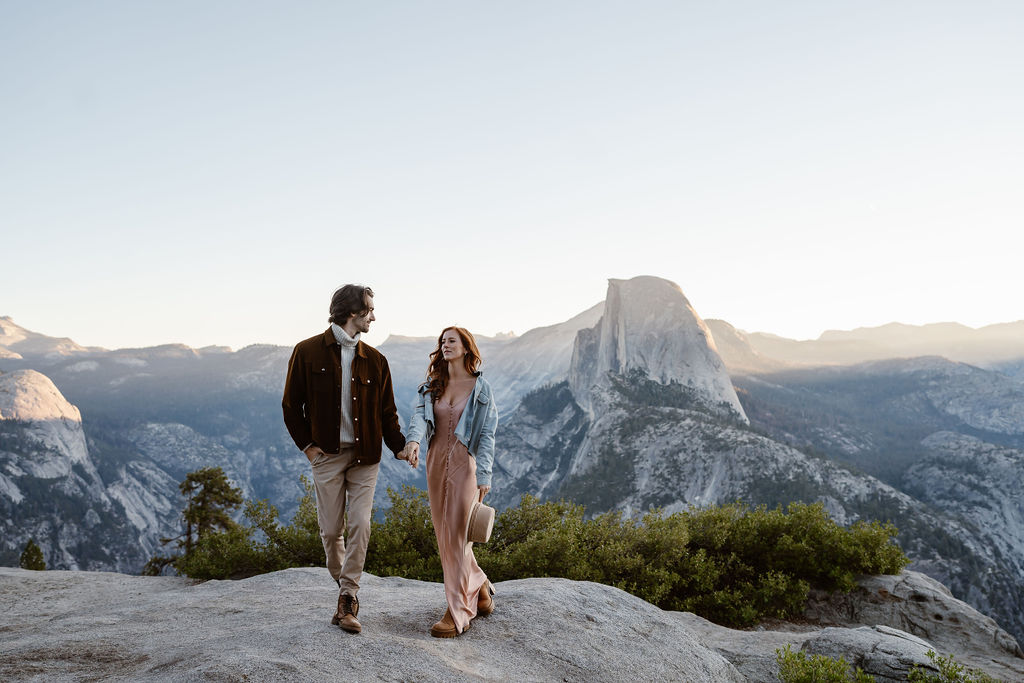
[670,619,941,683]
[674,611,808,682]
[804,570,1023,663]
[801,625,936,682]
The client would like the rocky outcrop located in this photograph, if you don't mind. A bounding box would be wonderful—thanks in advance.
[677,571,1024,683]
[568,277,746,422]
[0,370,89,470]
[802,626,936,682]
[674,612,808,683]
[804,570,1023,664]
[0,370,140,570]
[3,567,1019,683]
[911,360,1024,435]
[903,433,1024,630]
[0,567,743,682]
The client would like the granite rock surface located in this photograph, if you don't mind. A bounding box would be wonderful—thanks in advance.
[0,567,743,682]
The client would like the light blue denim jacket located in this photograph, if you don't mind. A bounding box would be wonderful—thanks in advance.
[406,374,499,487]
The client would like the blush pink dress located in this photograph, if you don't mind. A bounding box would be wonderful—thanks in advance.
[426,387,489,633]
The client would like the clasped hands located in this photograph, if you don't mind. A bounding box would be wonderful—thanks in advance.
[399,441,420,468]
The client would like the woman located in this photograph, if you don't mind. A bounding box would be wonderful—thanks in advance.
[402,326,498,637]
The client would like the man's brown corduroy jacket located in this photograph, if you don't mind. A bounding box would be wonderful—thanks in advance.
[282,328,405,465]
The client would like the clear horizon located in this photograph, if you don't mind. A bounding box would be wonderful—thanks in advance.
[4,2,1022,351]
[3,303,1021,353]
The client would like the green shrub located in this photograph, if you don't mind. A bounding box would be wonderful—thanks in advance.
[175,523,281,579]
[775,647,1000,683]
[475,496,586,581]
[365,491,907,629]
[775,644,874,683]
[175,475,324,580]
[907,650,999,683]
[661,501,907,626]
[364,485,443,581]
[19,539,46,571]
[473,498,689,606]
[243,475,323,567]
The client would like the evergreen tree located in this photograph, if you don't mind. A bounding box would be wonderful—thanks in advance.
[179,466,244,553]
[143,466,243,575]
[19,539,46,571]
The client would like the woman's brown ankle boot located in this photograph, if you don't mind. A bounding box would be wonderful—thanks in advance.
[477,582,495,617]
[430,608,466,638]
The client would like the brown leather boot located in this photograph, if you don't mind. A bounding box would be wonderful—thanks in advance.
[331,592,361,633]
[477,582,495,617]
[430,608,468,638]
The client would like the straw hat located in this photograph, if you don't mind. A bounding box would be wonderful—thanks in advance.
[467,501,495,544]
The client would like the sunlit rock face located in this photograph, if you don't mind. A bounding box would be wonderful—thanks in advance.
[569,277,746,422]
[0,369,156,571]
[0,370,89,477]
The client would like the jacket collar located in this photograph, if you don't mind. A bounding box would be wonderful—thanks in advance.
[320,327,368,358]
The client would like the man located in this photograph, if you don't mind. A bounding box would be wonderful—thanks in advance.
[282,284,412,633]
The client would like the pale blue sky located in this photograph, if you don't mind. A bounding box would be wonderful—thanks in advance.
[2,1,1022,350]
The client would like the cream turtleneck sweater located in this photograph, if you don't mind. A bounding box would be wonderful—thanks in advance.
[331,323,360,446]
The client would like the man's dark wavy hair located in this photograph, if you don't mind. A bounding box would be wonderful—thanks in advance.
[328,285,374,325]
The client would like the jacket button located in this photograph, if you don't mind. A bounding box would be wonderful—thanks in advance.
[355,438,359,441]
[354,418,358,421]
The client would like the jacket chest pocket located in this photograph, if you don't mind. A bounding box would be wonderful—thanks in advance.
[310,366,333,394]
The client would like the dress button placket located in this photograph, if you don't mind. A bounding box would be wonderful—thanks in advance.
[443,402,453,502]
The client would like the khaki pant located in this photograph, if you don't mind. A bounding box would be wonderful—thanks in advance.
[310,447,379,595]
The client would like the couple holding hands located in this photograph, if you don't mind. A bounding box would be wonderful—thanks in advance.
[282,284,497,638]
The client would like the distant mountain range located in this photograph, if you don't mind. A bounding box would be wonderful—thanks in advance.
[715,318,1024,376]
[1,283,1023,642]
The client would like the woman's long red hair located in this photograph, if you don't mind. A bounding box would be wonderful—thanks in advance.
[426,326,482,400]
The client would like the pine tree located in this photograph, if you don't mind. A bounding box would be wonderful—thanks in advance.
[179,466,244,554]
[142,466,243,575]
[19,539,46,571]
